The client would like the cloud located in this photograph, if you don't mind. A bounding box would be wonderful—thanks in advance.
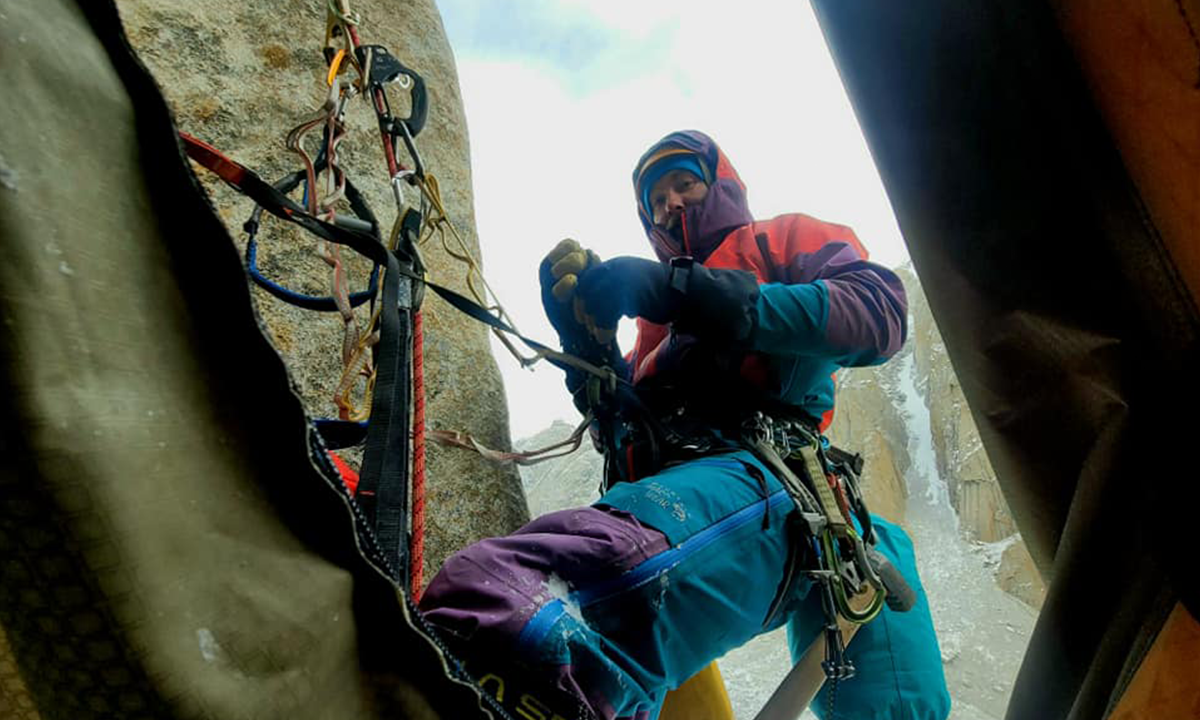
[437,0,678,96]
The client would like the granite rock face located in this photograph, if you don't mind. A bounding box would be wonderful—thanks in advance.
[899,267,1018,544]
[997,539,1048,609]
[117,0,529,584]
[826,355,911,527]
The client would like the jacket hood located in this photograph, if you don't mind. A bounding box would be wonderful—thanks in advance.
[632,130,754,263]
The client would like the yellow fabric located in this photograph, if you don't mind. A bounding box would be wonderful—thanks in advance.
[1108,603,1200,720]
[1054,0,1200,309]
[658,662,735,720]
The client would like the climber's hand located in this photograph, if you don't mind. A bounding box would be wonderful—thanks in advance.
[538,239,626,412]
[575,256,679,341]
[539,238,605,343]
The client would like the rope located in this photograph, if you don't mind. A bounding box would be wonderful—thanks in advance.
[428,412,593,467]
[332,3,430,594]
[413,173,538,368]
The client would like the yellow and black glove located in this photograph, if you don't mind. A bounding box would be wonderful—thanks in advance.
[539,238,609,344]
[539,239,623,411]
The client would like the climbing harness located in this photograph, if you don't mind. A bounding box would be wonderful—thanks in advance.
[565,363,916,686]
[741,411,915,693]
[568,370,918,714]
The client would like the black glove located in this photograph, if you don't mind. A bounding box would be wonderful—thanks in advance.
[577,256,761,346]
[539,239,622,410]
[574,257,679,332]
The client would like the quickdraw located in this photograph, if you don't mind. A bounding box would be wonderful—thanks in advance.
[742,411,914,683]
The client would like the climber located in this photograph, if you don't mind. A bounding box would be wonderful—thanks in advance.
[419,130,951,720]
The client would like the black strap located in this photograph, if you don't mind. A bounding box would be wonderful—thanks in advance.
[182,134,414,583]
[755,231,778,283]
[357,187,424,586]
[354,248,411,583]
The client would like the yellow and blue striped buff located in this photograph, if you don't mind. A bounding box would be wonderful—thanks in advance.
[636,148,711,220]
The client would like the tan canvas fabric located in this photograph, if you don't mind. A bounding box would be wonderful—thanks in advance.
[1107,603,1200,720]
[1053,0,1200,308]
[0,1,495,718]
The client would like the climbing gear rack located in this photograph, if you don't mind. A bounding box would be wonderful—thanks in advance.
[742,411,913,682]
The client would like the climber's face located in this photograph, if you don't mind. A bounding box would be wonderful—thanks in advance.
[648,169,708,230]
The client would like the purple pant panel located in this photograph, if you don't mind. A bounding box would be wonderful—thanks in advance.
[419,505,670,652]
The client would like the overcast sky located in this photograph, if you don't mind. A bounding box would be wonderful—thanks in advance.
[434,0,910,439]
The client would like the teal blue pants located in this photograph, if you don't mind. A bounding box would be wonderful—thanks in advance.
[423,449,951,719]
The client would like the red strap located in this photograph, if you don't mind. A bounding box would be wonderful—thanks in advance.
[327,451,360,495]
[179,131,249,188]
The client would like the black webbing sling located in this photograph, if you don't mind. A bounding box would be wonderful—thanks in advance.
[182,132,414,582]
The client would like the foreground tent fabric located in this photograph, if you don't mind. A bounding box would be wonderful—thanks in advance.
[0,1,495,717]
[4,1,1197,719]
[811,2,1200,719]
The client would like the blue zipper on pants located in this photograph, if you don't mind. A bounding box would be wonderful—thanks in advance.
[517,488,791,652]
